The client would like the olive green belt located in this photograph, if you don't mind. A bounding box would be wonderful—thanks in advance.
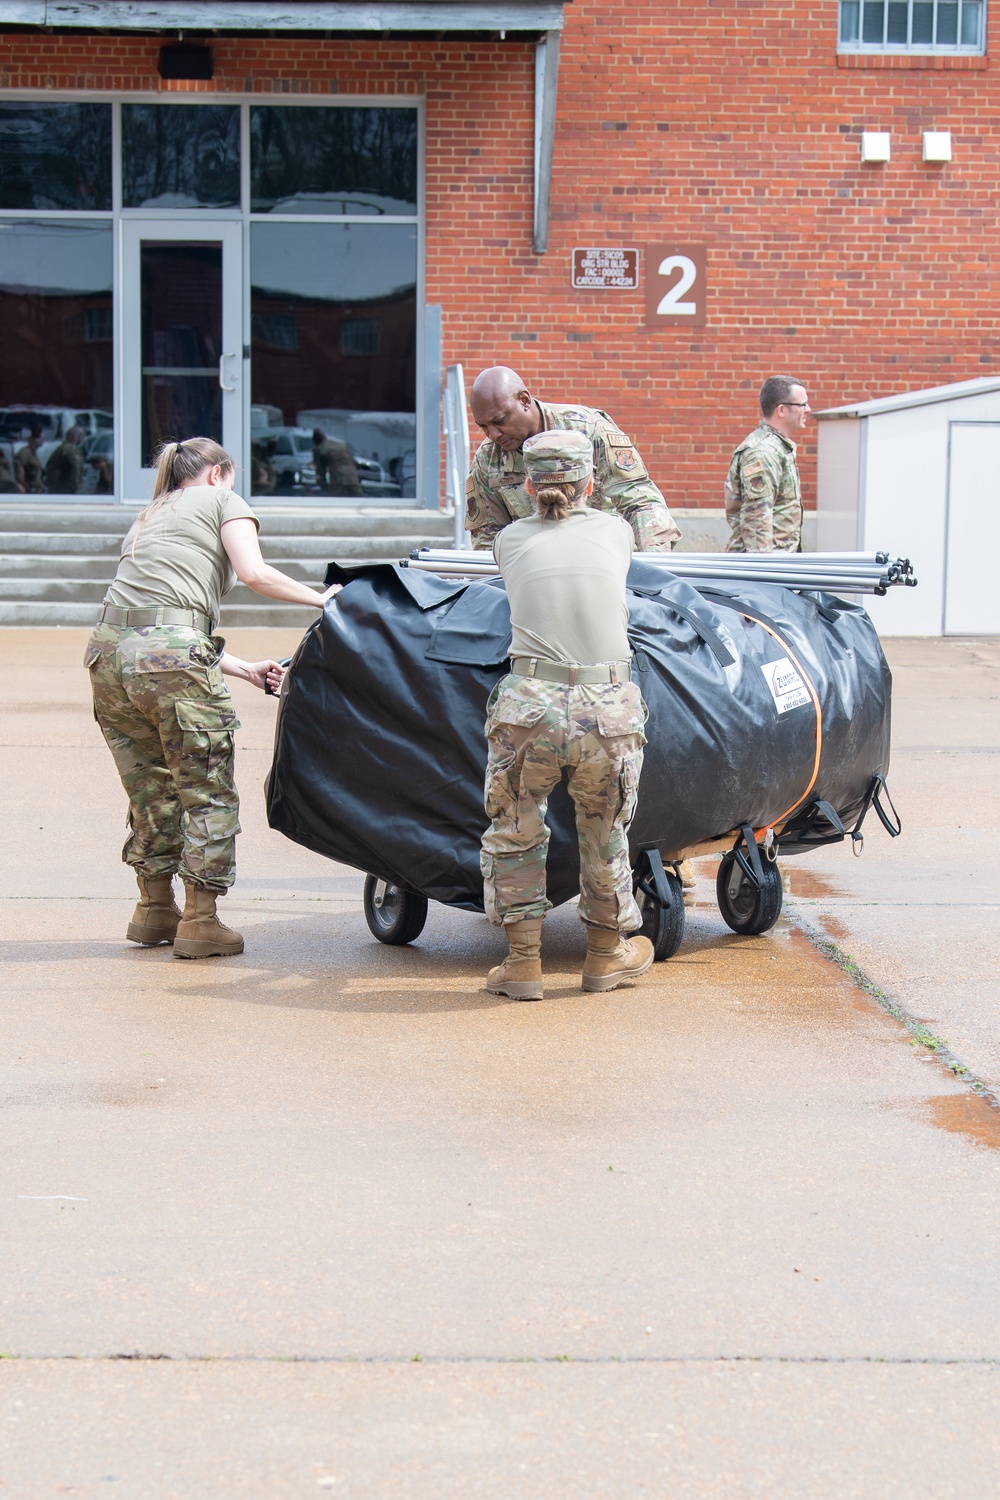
[509,657,631,686]
[98,604,214,635]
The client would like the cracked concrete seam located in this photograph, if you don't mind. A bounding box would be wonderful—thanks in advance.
[788,899,1000,1114]
[1,1353,1000,1367]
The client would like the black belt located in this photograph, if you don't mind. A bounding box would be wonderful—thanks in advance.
[98,604,214,634]
[510,657,631,685]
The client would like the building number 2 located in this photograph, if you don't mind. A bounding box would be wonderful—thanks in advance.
[655,255,698,315]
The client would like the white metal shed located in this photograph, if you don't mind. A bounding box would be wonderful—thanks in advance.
[815,377,1000,636]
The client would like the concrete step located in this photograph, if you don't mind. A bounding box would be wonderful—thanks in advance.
[0,532,128,556]
[0,504,454,538]
[0,530,444,560]
[0,500,456,624]
[0,553,121,579]
[0,599,314,628]
[0,579,111,602]
[0,537,437,576]
[0,562,412,604]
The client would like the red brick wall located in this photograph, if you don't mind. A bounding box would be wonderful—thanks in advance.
[1,6,996,510]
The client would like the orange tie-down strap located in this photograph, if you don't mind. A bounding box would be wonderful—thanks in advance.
[738,611,823,841]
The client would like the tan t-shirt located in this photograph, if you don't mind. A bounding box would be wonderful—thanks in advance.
[494,506,634,665]
[106,486,259,619]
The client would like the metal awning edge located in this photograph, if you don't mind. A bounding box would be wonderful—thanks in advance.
[1,1,566,30]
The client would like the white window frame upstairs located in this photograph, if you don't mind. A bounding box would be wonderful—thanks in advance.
[838,0,986,53]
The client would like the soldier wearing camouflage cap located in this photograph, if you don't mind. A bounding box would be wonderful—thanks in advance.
[725,375,808,552]
[466,366,680,553]
[480,427,654,1002]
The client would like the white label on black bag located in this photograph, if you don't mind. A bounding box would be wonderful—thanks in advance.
[761,656,811,714]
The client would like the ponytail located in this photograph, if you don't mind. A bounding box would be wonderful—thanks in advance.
[151,436,233,500]
[131,437,235,556]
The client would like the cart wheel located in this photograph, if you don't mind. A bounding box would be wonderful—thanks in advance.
[716,851,783,935]
[363,875,428,946]
[635,868,685,961]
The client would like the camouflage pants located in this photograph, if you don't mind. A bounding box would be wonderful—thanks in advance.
[84,622,241,890]
[480,674,646,933]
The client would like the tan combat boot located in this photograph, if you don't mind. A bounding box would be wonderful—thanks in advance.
[173,883,244,960]
[485,917,544,1001]
[582,926,655,993]
[126,873,181,946]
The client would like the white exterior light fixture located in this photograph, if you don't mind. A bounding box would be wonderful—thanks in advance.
[923,131,953,162]
[861,131,891,163]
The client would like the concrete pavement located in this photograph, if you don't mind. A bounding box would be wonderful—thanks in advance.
[1,627,999,1497]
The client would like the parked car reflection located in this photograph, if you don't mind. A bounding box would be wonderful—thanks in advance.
[0,407,113,494]
[250,421,401,499]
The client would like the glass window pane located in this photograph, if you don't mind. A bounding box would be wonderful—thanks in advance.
[840,1,861,39]
[937,2,959,40]
[141,242,223,466]
[0,221,114,496]
[912,1,934,39]
[961,0,982,43]
[0,103,111,212]
[862,1,886,41]
[123,104,240,210]
[887,1,909,40]
[250,222,416,499]
[250,106,418,216]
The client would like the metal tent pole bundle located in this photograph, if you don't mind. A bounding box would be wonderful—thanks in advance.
[403,549,917,597]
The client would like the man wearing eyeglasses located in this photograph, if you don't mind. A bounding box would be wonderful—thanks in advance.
[724,376,809,552]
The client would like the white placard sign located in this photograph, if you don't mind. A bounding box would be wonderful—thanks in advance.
[761,657,811,714]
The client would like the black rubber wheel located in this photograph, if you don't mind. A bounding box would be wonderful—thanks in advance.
[362,875,429,946]
[716,851,783,935]
[635,868,685,961]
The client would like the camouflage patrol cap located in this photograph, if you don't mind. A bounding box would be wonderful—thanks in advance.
[522,429,593,484]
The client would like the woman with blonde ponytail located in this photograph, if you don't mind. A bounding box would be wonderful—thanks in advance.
[84,436,339,960]
[479,428,654,1003]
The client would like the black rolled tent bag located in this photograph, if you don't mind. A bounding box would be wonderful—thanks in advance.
[265,556,899,948]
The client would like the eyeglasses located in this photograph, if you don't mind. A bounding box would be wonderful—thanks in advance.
[781,401,810,408]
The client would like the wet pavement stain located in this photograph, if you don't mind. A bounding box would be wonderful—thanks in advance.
[925,1093,1000,1151]
[818,914,851,942]
[785,868,847,901]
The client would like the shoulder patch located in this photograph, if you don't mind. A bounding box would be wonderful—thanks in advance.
[606,432,633,448]
[613,447,639,472]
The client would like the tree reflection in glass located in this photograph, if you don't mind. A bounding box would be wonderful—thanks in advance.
[123,104,240,210]
[0,103,112,211]
[250,106,418,216]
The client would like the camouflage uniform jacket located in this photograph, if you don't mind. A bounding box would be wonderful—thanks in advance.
[724,420,802,553]
[467,401,680,553]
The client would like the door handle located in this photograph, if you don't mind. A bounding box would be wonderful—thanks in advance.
[219,353,237,392]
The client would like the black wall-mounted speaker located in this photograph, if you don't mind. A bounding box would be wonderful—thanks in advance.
[158,44,214,81]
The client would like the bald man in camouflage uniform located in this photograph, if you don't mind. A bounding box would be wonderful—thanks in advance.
[466,366,680,553]
[725,375,808,553]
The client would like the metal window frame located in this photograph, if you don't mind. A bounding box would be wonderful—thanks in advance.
[0,90,424,506]
[837,0,986,53]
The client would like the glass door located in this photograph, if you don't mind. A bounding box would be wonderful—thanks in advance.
[121,220,242,501]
